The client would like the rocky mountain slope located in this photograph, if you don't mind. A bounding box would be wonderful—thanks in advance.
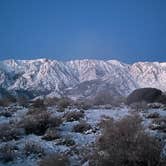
[0,59,166,99]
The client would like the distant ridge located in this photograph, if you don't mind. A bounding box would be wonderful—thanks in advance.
[0,59,166,99]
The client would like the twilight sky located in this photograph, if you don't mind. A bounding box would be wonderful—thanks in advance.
[0,0,166,63]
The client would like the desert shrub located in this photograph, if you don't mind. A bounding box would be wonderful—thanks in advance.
[92,91,116,106]
[74,99,92,110]
[26,107,47,116]
[147,112,160,119]
[150,117,166,132]
[32,99,45,108]
[21,111,51,135]
[129,101,148,112]
[17,96,29,107]
[42,128,60,141]
[23,141,44,156]
[48,116,62,128]
[57,137,76,146]
[0,111,12,117]
[0,123,23,141]
[64,111,84,122]
[21,110,62,135]
[0,144,17,163]
[44,97,60,106]
[90,115,163,166]
[0,98,14,107]
[152,117,166,125]
[38,153,69,166]
[57,97,72,109]
[73,121,92,133]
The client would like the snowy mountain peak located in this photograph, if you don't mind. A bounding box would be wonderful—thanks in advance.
[0,58,166,99]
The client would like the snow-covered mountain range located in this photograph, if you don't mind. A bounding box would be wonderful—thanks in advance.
[0,59,166,99]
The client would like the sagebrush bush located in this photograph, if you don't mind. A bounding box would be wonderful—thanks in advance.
[73,121,92,133]
[0,144,17,163]
[21,111,50,135]
[23,141,44,157]
[44,97,59,106]
[0,123,23,141]
[90,115,163,166]
[64,111,84,122]
[57,137,76,146]
[42,128,60,141]
[32,99,45,108]
[38,153,69,166]
[21,110,62,135]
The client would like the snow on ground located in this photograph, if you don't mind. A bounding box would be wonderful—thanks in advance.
[0,105,166,166]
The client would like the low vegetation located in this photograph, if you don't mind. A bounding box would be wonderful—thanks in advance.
[23,141,45,157]
[73,121,92,133]
[38,153,69,166]
[0,123,23,141]
[0,144,17,163]
[64,111,84,122]
[21,109,62,136]
[42,127,60,141]
[90,115,163,166]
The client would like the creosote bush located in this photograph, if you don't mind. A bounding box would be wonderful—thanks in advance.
[90,115,163,166]
[38,153,69,166]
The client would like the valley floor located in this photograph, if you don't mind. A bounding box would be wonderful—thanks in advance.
[0,104,166,166]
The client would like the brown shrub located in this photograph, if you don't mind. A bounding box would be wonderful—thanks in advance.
[73,121,92,133]
[21,110,62,136]
[38,153,69,166]
[44,97,59,106]
[48,116,62,128]
[57,137,76,146]
[32,99,45,108]
[17,96,29,107]
[64,111,84,122]
[74,100,92,110]
[42,128,60,141]
[23,141,44,157]
[21,111,51,135]
[0,144,17,163]
[0,123,23,141]
[57,97,72,109]
[90,115,163,166]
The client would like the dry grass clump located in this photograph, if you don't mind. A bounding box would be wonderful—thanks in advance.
[90,115,163,166]
[23,141,45,157]
[0,144,17,163]
[64,111,84,122]
[0,123,23,141]
[73,121,92,133]
[38,153,69,166]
